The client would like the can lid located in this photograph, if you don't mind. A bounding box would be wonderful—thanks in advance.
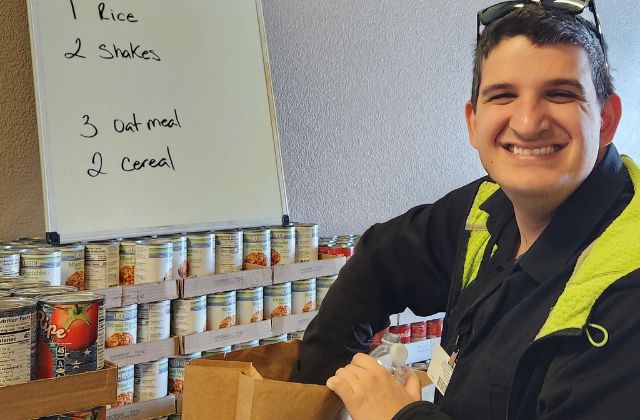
[10,286,77,298]
[0,297,37,309]
[39,292,105,304]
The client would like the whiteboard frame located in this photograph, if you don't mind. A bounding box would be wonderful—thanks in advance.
[27,0,289,244]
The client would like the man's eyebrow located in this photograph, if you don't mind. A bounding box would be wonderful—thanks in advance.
[544,78,586,94]
[480,83,514,97]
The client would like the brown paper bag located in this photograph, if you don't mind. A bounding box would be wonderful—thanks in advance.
[182,340,345,420]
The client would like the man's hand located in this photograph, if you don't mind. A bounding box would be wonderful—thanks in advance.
[326,353,422,420]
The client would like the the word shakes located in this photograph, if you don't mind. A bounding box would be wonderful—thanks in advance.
[114,109,182,134]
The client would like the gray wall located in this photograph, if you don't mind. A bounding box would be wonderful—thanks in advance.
[262,1,640,236]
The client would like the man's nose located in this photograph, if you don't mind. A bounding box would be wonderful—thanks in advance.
[509,97,551,140]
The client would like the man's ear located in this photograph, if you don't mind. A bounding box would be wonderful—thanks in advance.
[599,92,622,149]
[465,101,478,149]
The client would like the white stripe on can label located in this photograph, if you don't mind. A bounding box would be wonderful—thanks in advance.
[134,358,168,402]
[135,240,173,284]
[119,240,137,286]
[137,300,171,342]
[242,228,271,269]
[295,224,319,263]
[316,275,338,308]
[206,291,236,330]
[20,250,61,285]
[232,340,259,351]
[292,279,317,314]
[270,226,295,266]
[0,250,21,277]
[169,235,187,280]
[85,242,119,289]
[168,352,201,394]
[201,346,231,357]
[259,334,288,346]
[236,287,263,325]
[59,244,85,291]
[263,283,291,319]
[215,230,243,274]
[0,298,37,385]
[187,233,215,277]
[171,296,206,336]
[114,364,134,407]
[106,304,137,348]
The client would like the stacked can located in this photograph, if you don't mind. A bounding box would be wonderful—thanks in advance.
[0,247,21,277]
[105,304,137,348]
[57,244,85,290]
[135,239,173,283]
[389,324,411,344]
[137,300,171,342]
[215,229,243,274]
[295,224,318,263]
[243,228,271,269]
[206,291,236,330]
[426,319,443,338]
[85,241,119,289]
[318,235,358,260]
[232,340,259,351]
[20,248,61,285]
[316,275,337,308]
[0,297,37,385]
[292,279,316,313]
[263,283,291,319]
[371,327,389,349]
[168,352,201,395]
[259,334,288,346]
[270,225,295,266]
[187,233,215,277]
[134,358,168,402]
[236,287,263,324]
[171,296,206,336]
[410,321,427,342]
[119,239,138,286]
[202,345,232,357]
[113,364,135,407]
[11,285,77,299]
[167,234,188,280]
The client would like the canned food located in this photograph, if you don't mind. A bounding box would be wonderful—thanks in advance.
[316,275,337,308]
[426,319,443,338]
[20,249,61,285]
[371,328,389,348]
[0,297,37,385]
[215,230,243,274]
[36,292,105,378]
[0,280,51,291]
[119,240,138,286]
[206,291,236,330]
[168,235,187,280]
[292,279,316,314]
[0,249,21,277]
[243,228,271,269]
[202,345,232,357]
[106,304,137,348]
[10,285,77,299]
[85,241,119,289]
[288,331,305,341]
[236,287,263,324]
[135,240,173,284]
[187,233,215,277]
[270,225,295,266]
[231,340,259,351]
[57,244,85,291]
[263,283,291,319]
[134,358,168,402]
[323,245,355,260]
[410,321,427,342]
[295,223,319,263]
[169,352,201,394]
[389,324,411,344]
[259,334,288,346]
[137,300,171,342]
[0,275,27,283]
[171,296,206,336]
[114,364,134,407]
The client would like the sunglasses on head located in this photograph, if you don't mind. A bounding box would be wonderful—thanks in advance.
[477,0,607,62]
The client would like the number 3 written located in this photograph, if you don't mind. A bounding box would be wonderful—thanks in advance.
[81,115,98,138]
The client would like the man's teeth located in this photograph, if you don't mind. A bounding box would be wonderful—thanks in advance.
[508,145,559,156]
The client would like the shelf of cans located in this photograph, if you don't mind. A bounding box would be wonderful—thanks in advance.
[372,316,444,368]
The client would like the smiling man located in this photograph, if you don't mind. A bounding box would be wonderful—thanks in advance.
[292,1,640,419]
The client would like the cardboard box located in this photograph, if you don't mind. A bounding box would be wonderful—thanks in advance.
[181,320,272,354]
[182,340,344,419]
[0,363,117,420]
[272,257,346,284]
[270,311,317,336]
[104,337,181,366]
[107,394,176,420]
[181,268,272,298]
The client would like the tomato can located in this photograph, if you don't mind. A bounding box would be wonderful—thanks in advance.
[263,283,291,319]
[137,300,171,342]
[171,296,206,336]
[259,334,288,346]
[0,297,37,385]
[389,324,411,344]
[187,233,215,277]
[295,223,319,263]
[85,241,119,289]
[426,319,443,338]
[206,291,236,330]
[113,364,134,407]
[169,352,201,394]
[134,358,168,402]
[167,235,187,280]
[119,240,138,286]
[410,321,427,342]
[316,275,337,308]
[288,331,305,341]
[231,340,259,351]
[243,228,271,269]
[20,249,61,285]
[215,229,243,274]
[236,287,263,324]
[292,279,316,314]
[11,285,77,299]
[57,244,85,290]
[106,304,137,348]
[269,225,295,266]
[202,346,231,357]
[135,240,173,284]
[325,245,355,260]
[371,327,389,349]
[36,292,105,378]
[0,248,21,277]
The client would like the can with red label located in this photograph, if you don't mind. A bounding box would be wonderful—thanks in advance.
[371,327,389,349]
[389,324,411,344]
[426,319,443,338]
[410,321,427,342]
[36,292,105,378]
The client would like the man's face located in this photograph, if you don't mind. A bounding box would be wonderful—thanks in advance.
[466,35,613,206]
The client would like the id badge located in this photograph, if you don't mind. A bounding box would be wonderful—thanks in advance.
[426,344,457,396]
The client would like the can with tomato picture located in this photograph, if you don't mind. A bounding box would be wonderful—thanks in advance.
[36,292,105,378]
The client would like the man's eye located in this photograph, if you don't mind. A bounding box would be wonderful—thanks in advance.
[548,91,581,101]
[486,93,515,102]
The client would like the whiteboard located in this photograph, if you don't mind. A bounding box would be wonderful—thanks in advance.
[27,0,287,244]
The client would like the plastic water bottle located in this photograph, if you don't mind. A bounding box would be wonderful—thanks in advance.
[369,332,409,385]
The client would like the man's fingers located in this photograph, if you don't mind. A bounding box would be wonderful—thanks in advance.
[326,375,355,407]
[404,368,422,401]
[352,352,385,370]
